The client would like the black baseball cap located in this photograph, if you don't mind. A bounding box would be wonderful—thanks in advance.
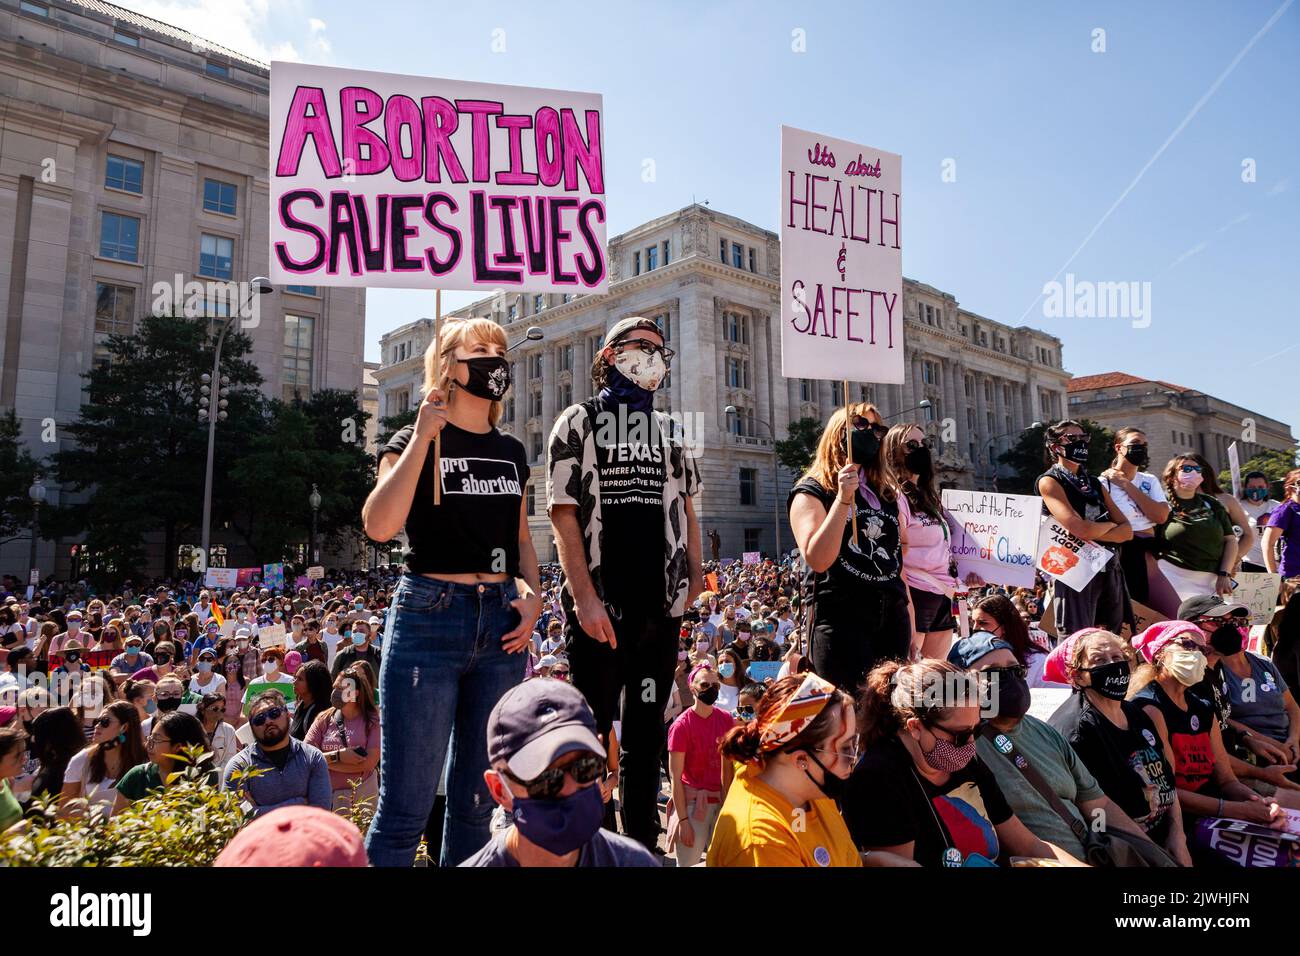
[1177,594,1248,621]
[487,680,604,779]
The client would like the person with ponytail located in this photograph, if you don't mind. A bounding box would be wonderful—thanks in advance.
[843,658,1081,866]
[1037,420,1133,635]
[1099,428,1176,613]
[883,423,959,660]
[788,404,911,695]
[1044,629,1189,864]
[362,317,542,867]
[708,673,866,867]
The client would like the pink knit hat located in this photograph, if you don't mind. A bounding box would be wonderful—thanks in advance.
[1043,627,1112,684]
[1133,620,1206,664]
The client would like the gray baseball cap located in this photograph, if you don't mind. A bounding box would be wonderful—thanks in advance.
[487,679,604,779]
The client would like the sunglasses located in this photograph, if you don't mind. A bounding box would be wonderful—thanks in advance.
[94,716,115,729]
[851,417,889,437]
[736,706,756,721]
[502,751,606,800]
[1169,637,1206,651]
[552,669,571,680]
[927,721,983,747]
[1179,464,1202,474]
[249,706,286,727]
[904,438,933,451]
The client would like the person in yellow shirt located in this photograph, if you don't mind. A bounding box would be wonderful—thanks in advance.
[707,672,865,867]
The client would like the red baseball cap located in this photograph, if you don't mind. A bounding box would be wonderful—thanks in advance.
[213,807,368,867]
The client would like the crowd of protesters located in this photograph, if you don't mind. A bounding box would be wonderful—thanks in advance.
[3,316,1299,870]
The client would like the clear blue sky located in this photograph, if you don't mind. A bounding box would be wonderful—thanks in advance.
[126,0,1300,430]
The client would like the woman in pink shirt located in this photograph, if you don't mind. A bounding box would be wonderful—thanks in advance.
[305,665,381,813]
[884,423,959,661]
[666,662,736,867]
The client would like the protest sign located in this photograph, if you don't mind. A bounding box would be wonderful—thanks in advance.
[263,563,285,590]
[257,624,287,649]
[236,567,263,587]
[705,572,719,593]
[242,681,296,716]
[742,552,762,566]
[203,567,238,589]
[269,61,607,293]
[746,661,782,683]
[1247,624,1267,654]
[295,576,312,590]
[1234,571,1282,621]
[779,125,903,384]
[1035,517,1112,590]
[50,649,115,672]
[1228,442,1242,499]
[306,565,325,580]
[942,491,1041,589]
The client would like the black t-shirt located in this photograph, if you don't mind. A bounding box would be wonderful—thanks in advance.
[1133,683,1216,794]
[589,399,666,611]
[1048,693,1176,842]
[380,424,529,576]
[843,736,1012,867]
[787,477,904,601]
[1037,465,1117,552]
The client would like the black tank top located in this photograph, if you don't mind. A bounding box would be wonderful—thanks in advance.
[1037,465,1116,551]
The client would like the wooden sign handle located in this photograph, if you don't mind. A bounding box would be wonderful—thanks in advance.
[432,289,442,506]
[843,379,858,543]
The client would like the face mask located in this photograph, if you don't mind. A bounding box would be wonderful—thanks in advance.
[1245,488,1268,502]
[694,685,720,706]
[847,427,880,467]
[156,696,182,712]
[511,781,605,856]
[65,653,80,664]
[155,653,172,665]
[800,750,848,801]
[225,660,240,672]
[144,700,158,715]
[262,662,278,675]
[68,623,80,634]
[1083,660,1131,700]
[1058,439,1089,464]
[175,629,188,640]
[329,688,346,709]
[903,445,931,476]
[1209,622,1246,656]
[352,633,367,646]
[292,623,303,633]
[459,355,512,400]
[197,661,213,673]
[237,613,247,621]
[1166,648,1207,686]
[717,662,735,679]
[921,735,977,773]
[274,612,283,619]
[612,347,666,391]
[124,646,140,657]
[1176,471,1203,492]
[1123,445,1150,469]
[991,673,1032,720]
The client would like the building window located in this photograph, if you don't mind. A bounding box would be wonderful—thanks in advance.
[922,361,938,386]
[724,312,750,345]
[508,302,518,321]
[114,31,139,46]
[560,344,574,372]
[199,234,234,279]
[744,528,761,553]
[503,393,515,423]
[748,247,756,272]
[528,353,543,380]
[286,285,318,296]
[646,245,658,271]
[529,390,543,417]
[923,402,936,422]
[984,380,993,402]
[965,375,973,398]
[93,283,135,365]
[19,1,48,16]
[656,311,671,342]
[726,358,751,389]
[531,432,544,462]
[206,61,229,78]
[560,380,573,407]
[526,485,536,516]
[202,178,238,215]
[663,240,671,266]
[731,242,744,269]
[533,294,545,314]
[800,379,813,402]
[967,408,976,432]
[105,155,144,194]
[831,381,845,406]
[720,237,727,263]
[283,315,315,402]
[633,251,641,275]
[728,406,746,436]
[740,468,757,505]
[99,212,140,262]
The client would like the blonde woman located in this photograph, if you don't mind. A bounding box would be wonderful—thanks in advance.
[361,317,541,867]
[788,403,911,694]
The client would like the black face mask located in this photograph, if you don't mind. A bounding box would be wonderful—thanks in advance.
[156,697,182,712]
[992,673,1032,720]
[800,750,848,801]
[848,427,880,467]
[904,446,932,476]
[1123,445,1150,469]
[155,654,171,665]
[1057,440,1089,465]
[1209,622,1246,655]
[694,685,720,706]
[1083,660,1131,700]
[459,356,511,401]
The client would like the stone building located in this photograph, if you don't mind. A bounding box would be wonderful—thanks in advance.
[1067,372,1295,477]
[378,203,1071,562]
[0,0,367,579]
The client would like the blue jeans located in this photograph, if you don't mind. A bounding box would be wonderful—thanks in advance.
[364,575,525,867]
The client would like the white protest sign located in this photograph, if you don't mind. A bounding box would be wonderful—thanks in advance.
[779,125,903,383]
[203,567,238,589]
[1035,516,1112,590]
[257,624,287,649]
[1247,624,1267,654]
[306,565,325,580]
[269,62,607,293]
[942,491,1042,588]
[1234,571,1282,621]
[1228,442,1241,499]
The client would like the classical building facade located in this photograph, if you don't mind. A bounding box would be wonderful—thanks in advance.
[0,0,367,579]
[1068,372,1296,477]
[378,204,1071,562]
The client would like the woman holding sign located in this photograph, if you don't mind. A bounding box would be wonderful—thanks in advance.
[1037,420,1133,635]
[362,317,542,868]
[789,404,911,696]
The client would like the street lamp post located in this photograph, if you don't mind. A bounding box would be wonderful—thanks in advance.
[724,405,782,557]
[309,483,321,566]
[199,277,272,575]
[885,398,932,421]
[28,476,46,588]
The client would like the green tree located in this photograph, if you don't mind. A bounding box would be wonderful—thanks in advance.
[775,417,824,476]
[51,314,263,584]
[996,420,1116,495]
[377,408,417,447]
[1219,448,1298,499]
[0,409,43,549]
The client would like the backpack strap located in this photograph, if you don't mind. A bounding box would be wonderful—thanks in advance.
[980,723,1090,847]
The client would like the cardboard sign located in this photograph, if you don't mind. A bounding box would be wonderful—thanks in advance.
[1234,571,1282,621]
[779,125,903,383]
[306,565,325,580]
[745,661,782,683]
[257,624,287,649]
[1035,517,1112,590]
[269,61,608,293]
[203,567,238,589]
[942,491,1042,589]
[1247,624,1267,654]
